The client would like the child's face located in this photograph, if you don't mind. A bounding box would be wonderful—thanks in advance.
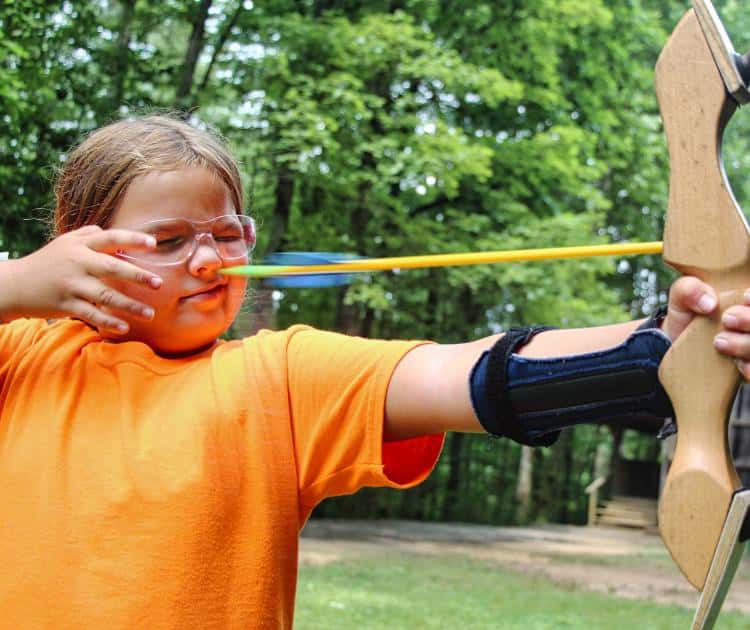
[105,167,248,355]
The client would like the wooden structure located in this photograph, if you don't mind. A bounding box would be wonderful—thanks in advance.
[586,428,661,530]
[596,496,657,531]
[588,384,750,532]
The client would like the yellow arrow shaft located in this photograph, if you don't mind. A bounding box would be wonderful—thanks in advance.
[223,241,664,277]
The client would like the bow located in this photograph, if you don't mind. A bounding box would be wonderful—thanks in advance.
[655,1,750,627]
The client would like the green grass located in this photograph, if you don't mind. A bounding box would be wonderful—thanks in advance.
[295,553,749,629]
[546,549,677,571]
[546,547,750,576]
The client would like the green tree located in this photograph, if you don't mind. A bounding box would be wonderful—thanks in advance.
[3,0,719,526]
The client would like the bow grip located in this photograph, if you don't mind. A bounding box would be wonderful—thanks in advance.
[655,6,750,590]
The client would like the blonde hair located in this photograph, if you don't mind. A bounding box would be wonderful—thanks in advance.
[53,115,243,235]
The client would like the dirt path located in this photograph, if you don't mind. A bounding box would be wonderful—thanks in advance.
[300,519,750,614]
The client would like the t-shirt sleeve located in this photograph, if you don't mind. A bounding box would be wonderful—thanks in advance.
[0,319,47,384]
[284,326,444,518]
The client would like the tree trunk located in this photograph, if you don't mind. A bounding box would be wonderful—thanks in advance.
[441,433,464,521]
[175,0,213,110]
[267,167,294,254]
[610,425,624,495]
[543,430,571,521]
[515,445,533,521]
[111,0,136,112]
[593,426,610,481]
[493,438,513,523]
[559,430,574,522]
[334,285,362,335]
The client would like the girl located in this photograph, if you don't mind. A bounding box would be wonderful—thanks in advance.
[0,115,746,629]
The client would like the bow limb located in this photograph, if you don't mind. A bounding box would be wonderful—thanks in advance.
[655,1,750,591]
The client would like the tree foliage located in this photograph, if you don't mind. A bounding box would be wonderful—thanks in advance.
[3,0,750,525]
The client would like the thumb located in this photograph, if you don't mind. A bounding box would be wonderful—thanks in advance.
[663,276,717,341]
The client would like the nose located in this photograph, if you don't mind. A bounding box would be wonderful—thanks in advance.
[187,233,223,276]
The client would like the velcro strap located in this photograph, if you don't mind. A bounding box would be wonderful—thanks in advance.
[471,326,556,446]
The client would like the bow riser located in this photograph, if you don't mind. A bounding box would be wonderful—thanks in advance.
[656,5,750,591]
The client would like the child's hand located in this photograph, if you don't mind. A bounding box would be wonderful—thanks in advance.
[7,226,162,334]
[664,276,750,379]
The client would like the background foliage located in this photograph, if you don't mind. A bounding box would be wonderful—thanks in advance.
[3,0,750,525]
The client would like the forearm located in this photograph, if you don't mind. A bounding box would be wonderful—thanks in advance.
[521,319,643,358]
[0,259,24,322]
[384,319,646,441]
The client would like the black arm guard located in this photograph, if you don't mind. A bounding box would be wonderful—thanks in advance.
[469,326,674,447]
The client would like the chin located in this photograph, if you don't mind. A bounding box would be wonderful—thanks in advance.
[120,315,232,357]
[156,340,218,357]
[105,296,242,356]
[149,329,224,357]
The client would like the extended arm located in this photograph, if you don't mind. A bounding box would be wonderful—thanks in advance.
[385,276,746,441]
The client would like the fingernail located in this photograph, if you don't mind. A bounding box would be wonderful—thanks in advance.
[144,236,156,247]
[150,276,162,288]
[723,313,739,328]
[714,335,730,350]
[117,322,128,333]
[698,294,717,313]
[142,307,155,319]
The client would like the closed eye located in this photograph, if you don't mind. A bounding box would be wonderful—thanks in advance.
[156,236,185,249]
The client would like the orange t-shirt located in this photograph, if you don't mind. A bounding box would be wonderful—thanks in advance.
[0,319,443,629]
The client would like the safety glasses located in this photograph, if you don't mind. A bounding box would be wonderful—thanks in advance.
[118,214,256,267]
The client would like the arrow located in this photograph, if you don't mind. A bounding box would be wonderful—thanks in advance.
[220,241,664,278]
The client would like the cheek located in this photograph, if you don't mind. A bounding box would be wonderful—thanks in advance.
[106,270,180,313]
[225,278,247,313]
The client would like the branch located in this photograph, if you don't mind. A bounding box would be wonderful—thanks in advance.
[409,196,451,217]
[196,1,244,97]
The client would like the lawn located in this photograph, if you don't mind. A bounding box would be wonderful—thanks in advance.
[295,552,749,629]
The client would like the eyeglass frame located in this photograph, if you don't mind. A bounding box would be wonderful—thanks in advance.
[116,213,257,267]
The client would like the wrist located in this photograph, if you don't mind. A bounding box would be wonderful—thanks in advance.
[0,258,26,323]
[637,305,668,331]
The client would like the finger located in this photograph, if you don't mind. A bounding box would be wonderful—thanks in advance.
[85,229,157,254]
[77,280,155,321]
[73,225,103,236]
[669,276,718,315]
[65,298,130,335]
[664,276,717,341]
[713,330,750,359]
[721,306,750,332]
[737,360,750,381]
[87,252,162,289]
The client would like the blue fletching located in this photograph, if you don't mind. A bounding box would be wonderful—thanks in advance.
[262,252,361,288]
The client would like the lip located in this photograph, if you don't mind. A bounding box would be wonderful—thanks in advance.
[182,284,228,301]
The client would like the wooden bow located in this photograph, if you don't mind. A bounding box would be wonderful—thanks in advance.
[655,0,750,621]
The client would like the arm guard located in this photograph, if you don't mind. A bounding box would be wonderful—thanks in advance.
[469,325,674,447]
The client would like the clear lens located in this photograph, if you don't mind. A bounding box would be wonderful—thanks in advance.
[121,214,256,266]
[145,219,193,261]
